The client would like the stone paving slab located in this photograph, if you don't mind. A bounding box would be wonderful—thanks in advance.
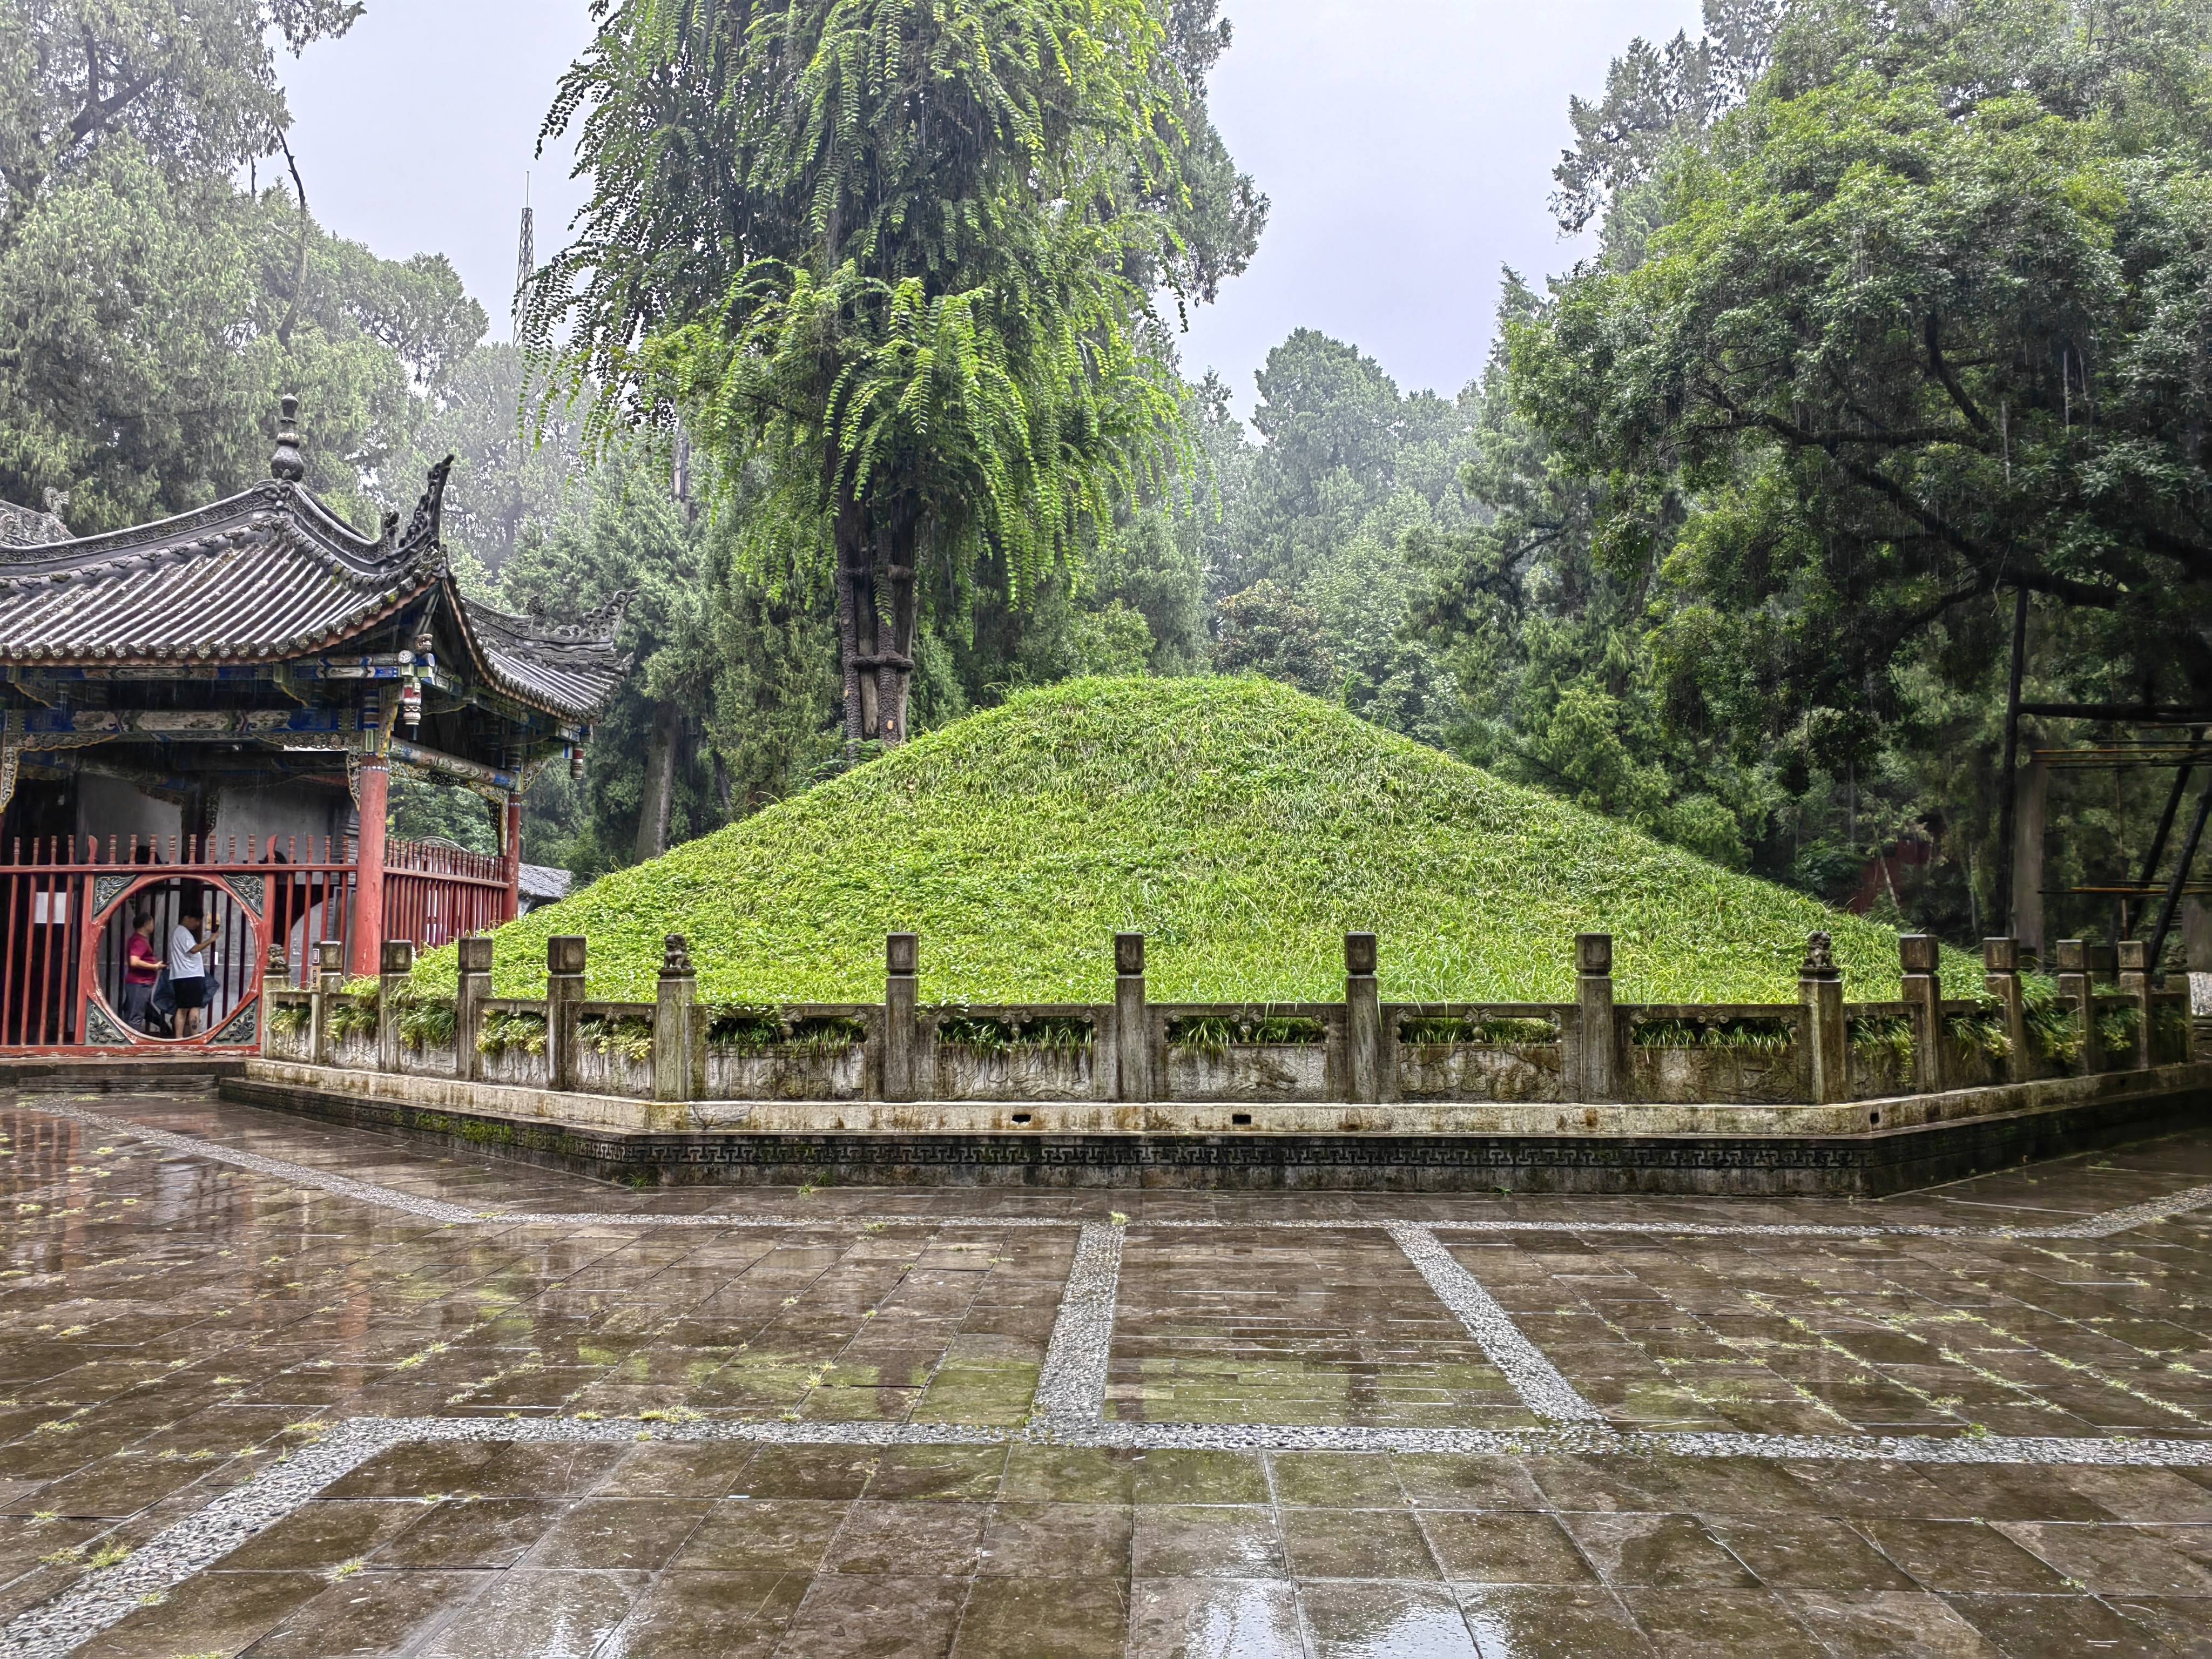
[2,1090,2210,1657]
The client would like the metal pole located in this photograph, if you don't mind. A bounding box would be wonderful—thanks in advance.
[1993,586,2029,932]
[2147,774,2212,982]
[2128,757,2194,937]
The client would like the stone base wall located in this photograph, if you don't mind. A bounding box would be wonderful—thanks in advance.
[218,1061,2211,1196]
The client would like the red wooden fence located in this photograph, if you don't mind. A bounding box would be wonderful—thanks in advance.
[382,837,511,952]
[1,831,510,1052]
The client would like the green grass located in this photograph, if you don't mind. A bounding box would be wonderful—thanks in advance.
[417,676,1978,1005]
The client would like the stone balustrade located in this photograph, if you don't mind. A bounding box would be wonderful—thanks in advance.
[257,929,2197,1110]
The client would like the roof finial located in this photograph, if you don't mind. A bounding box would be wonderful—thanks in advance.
[271,395,305,483]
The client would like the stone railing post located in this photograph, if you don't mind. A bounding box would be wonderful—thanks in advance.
[2054,939,2096,1074]
[1799,930,1847,1104]
[455,936,492,1082]
[2116,939,2154,1070]
[260,945,288,1060]
[547,935,586,1091]
[377,939,414,1073]
[311,940,345,1067]
[1899,935,1944,1094]
[1572,933,1616,1102]
[653,934,703,1103]
[884,933,919,1103]
[1984,938,2031,1083]
[1112,932,1150,1104]
[1345,932,1381,1104]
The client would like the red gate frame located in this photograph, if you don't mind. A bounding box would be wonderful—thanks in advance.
[74,871,267,1052]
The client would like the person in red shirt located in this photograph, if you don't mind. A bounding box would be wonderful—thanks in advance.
[120,904,160,1033]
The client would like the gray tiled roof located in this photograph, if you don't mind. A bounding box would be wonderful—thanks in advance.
[517,862,574,903]
[0,477,626,723]
[461,599,632,727]
[0,498,70,549]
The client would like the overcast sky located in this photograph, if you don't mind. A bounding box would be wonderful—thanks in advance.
[281,0,1704,415]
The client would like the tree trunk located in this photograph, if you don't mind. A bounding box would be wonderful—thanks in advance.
[634,699,682,863]
[854,545,881,741]
[835,509,865,756]
[876,511,919,746]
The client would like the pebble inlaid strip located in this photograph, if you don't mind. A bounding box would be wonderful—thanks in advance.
[10,1410,2212,1659]
[1031,1219,1125,1426]
[17,1097,2212,1243]
[0,1419,395,1659]
[1386,1220,1610,1426]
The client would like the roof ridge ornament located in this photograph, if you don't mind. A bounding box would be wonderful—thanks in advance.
[510,588,630,646]
[400,454,455,551]
[270,395,306,483]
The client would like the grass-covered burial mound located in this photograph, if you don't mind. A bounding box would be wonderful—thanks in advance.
[426,677,1963,1004]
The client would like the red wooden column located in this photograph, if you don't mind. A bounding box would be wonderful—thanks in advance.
[349,758,390,979]
[502,793,523,923]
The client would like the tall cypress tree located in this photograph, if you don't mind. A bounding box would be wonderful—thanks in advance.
[529,0,1256,748]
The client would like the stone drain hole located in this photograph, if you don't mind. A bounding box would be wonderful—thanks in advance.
[1011,1112,1031,1125]
[1232,1112,1253,1126]
[1869,1110,1881,1126]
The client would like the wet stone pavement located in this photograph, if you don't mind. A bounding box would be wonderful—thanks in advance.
[0,1087,2207,1656]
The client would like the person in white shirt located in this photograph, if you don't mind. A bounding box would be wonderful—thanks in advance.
[168,906,214,1037]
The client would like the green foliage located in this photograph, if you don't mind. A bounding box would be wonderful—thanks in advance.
[1165,1013,1326,1056]
[325,997,377,1045]
[935,1014,1095,1053]
[414,678,1979,1009]
[1398,1015,1561,1048]
[477,1009,548,1060]
[1397,0,2212,942]
[1631,1016,1795,1054]
[393,998,457,1053]
[1206,331,1472,746]
[388,773,500,857]
[2022,987,2085,1064]
[1848,1014,1916,1069]
[1212,581,1334,695]
[577,1015,654,1064]
[2153,1000,2191,1058]
[1945,1007,2013,1065]
[703,1007,783,1053]
[266,1001,312,1040]
[389,343,591,578]
[2095,1004,2143,1054]
[0,4,487,531]
[704,1009,866,1055]
[529,0,1249,750]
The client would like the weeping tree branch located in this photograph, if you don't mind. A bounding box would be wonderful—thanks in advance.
[275,130,309,353]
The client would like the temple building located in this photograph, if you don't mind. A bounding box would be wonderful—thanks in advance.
[0,399,627,1049]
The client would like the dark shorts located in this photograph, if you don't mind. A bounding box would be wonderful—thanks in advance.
[172,976,207,1010]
